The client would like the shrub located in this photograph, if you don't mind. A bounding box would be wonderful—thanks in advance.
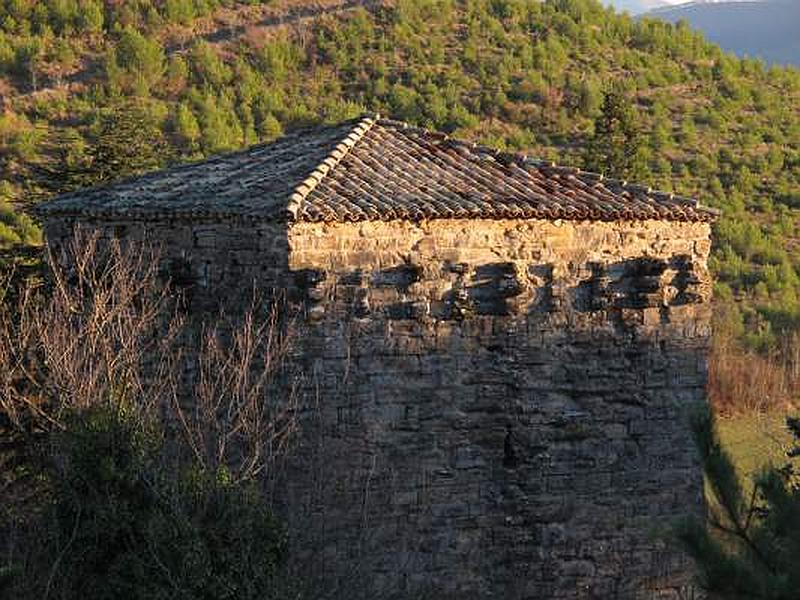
[5,405,286,600]
[708,336,798,415]
[677,408,800,599]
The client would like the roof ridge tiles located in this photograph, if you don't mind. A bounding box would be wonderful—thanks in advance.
[36,113,721,223]
[376,115,721,217]
[285,113,378,220]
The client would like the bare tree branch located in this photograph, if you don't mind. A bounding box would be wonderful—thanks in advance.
[1,228,299,499]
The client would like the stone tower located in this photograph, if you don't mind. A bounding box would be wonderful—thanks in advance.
[38,115,717,598]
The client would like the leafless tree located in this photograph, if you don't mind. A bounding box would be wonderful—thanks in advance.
[0,229,298,487]
[175,300,299,484]
[0,232,176,429]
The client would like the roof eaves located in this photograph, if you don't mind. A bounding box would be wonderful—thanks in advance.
[285,113,379,221]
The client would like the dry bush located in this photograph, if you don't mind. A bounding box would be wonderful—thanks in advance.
[0,230,298,499]
[0,230,303,600]
[178,303,298,483]
[0,232,175,431]
[708,333,799,416]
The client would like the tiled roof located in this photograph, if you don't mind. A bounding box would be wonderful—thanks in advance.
[37,115,718,223]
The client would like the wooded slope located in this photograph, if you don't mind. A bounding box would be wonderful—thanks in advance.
[1,0,799,349]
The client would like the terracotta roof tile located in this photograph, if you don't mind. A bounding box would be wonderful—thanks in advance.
[37,115,719,223]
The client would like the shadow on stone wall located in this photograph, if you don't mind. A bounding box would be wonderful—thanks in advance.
[267,256,711,600]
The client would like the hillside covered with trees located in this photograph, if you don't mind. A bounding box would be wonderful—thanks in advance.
[2,2,800,597]
[1,0,800,359]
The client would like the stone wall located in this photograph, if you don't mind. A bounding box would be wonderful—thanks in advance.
[42,217,290,313]
[43,215,713,599]
[282,218,712,599]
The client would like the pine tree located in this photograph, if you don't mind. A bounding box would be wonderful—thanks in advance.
[24,105,171,201]
[79,103,172,187]
[174,101,201,154]
[197,93,242,154]
[78,0,104,34]
[115,27,165,96]
[677,407,800,599]
[164,0,195,25]
[258,113,283,142]
[583,88,646,181]
[25,126,85,200]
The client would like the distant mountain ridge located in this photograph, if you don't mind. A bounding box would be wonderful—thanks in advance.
[602,1,751,17]
[648,0,770,15]
[645,0,800,66]
[603,0,671,14]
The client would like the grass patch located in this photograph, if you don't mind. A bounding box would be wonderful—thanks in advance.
[716,411,795,488]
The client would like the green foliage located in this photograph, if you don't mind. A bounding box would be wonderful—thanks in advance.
[195,91,244,154]
[189,40,231,88]
[0,0,798,349]
[79,102,172,186]
[259,112,283,141]
[113,27,165,95]
[583,88,646,180]
[78,0,104,34]
[0,110,42,162]
[165,0,196,26]
[4,406,286,600]
[677,408,800,598]
[0,180,39,250]
[174,100,201,152]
